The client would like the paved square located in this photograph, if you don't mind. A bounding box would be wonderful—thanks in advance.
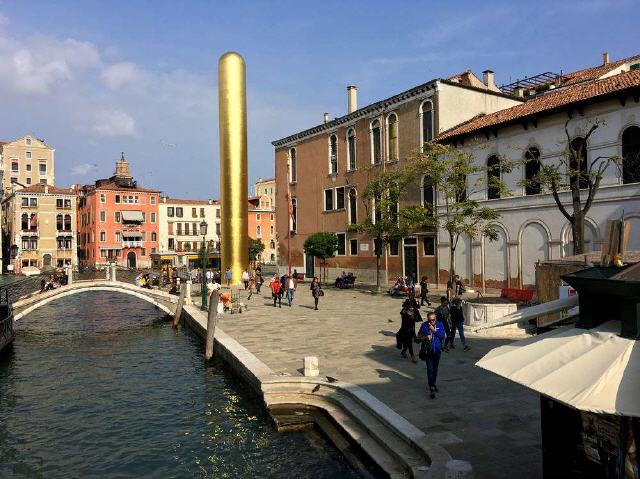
[217,286,542,478]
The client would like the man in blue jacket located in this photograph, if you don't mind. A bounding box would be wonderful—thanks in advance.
[418,311,446,399]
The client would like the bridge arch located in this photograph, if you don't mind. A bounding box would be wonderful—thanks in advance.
[14,282,177,321]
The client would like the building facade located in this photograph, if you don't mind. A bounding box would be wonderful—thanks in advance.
[77,155,159,269]
[154,197,221,268]
[1,184,77,272]
[273,74,521,283]
[437,56,640,289]
[248,195,277,264]
[0,135,55,193]
[252,177,278,264]
[255,177,276,207]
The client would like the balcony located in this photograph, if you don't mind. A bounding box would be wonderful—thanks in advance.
[20,228,39,236]
[123,240,143,248]
[56,229,73,235]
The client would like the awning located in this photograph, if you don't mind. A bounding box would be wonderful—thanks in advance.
[476,320,640,417]
[121,211,144,222]
[122,232,143,239]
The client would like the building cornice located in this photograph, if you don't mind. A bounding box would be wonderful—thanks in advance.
[272,79,520,149]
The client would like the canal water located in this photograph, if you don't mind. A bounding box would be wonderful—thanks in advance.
[0,292,362,478]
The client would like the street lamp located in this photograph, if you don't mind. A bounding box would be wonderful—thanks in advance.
[199,220,208,311]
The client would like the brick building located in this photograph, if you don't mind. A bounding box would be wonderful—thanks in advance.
[273,75,521,283]
[77,155,159,269]
[248,194,277,264]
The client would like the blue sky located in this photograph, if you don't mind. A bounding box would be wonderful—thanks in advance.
[0,0,637,198]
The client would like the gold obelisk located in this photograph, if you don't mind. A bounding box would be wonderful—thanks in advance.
[218,52,248,286]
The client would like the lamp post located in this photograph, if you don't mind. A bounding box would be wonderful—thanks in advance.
[200,220,208,311]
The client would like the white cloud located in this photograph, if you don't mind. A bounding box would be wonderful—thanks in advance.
[102,62,147,90]
[90,110,137,137]
[70,163,97,176]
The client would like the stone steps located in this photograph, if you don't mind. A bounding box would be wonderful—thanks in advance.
[263,381,433,478]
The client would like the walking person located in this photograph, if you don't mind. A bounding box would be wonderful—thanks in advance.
[454,275,465,298]
[418,311,446,399]
[310,276,322,310]
[256,272,264,294]
[270,274,282,308]
[419,276,431,306]
[450,297,470,351]
[399,304,419,363]
[206,269,213,284]
[242,269,250,290]
[224,267,232,288]
[406,274,416,298]
[286,274,296,307]
[435,296,453,351]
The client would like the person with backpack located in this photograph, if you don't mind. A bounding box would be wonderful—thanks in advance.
[418,311,446,399]
[449,297,470,351]
[434,296,453,352]
[270,274,282,307]
[398,304,419,363]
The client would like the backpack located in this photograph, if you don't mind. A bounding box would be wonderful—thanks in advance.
[272,281,281,293]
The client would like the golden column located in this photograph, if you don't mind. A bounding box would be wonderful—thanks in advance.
[218,52,248,286]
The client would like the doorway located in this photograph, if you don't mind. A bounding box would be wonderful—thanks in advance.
[403,238,418,282]
[127,251,137,269]
[305,253,314,279]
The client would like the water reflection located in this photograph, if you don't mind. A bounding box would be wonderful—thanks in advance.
[0,292,361,478]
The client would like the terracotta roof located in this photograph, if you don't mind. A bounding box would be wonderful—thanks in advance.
[15,184,76,195]
[163,197,218,205]
[93,180,158,193]
[561,54,640,86]
[438,69,640,142]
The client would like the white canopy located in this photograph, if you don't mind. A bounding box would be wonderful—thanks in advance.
[121,210,144,222]
[476,320,640,417]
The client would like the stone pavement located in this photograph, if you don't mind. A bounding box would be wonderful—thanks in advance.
[216,286,542,479]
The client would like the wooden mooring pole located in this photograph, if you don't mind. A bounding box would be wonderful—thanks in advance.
[205,291,220,360]
[173,282,186,328]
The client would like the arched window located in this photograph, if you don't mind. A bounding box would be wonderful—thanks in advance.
[64,214,71,231]
[420,101,433,149]
[525,147,541,195]
[270,225,274,236]
[56,214,63,231]
[569,137,588,189]
[371,120,382,164]
[328,134,338,174]
[289,147,297,182]
[387,113,399,161]
[487,155,501,199]
[421,176,434,213]
[290,197,297,233]
[29,213,37,231]
[348,188,357,225]
[270,240,275,249]
[256,225,261,237]
[21,213,29,230]
[347,128,356,170]
[622,126,640,184]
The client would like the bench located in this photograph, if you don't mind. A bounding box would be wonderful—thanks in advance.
[335,276,356,289]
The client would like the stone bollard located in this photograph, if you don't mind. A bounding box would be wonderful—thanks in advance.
[105,266,110,280]
[445,459,473,479]
[66,266,73,285]
[184,280,193,305]
[111,265,117,282]
[303,356,319,377]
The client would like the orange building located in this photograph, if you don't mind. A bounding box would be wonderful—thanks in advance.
[248,195,276,264]
[77,154,159,268]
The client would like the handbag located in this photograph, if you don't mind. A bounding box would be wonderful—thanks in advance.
[318,288,325,296]
[418,337,433,361]
[395,330,403,349]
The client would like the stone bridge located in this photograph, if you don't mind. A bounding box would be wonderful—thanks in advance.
[13,279,181,320]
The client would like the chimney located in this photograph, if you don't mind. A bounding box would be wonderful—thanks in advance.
[323,112,330,123]
[44,185,49,194]
[603,51,610,65]
[347,85,358,114]
[514,86,526,98]
[482,70,496,90]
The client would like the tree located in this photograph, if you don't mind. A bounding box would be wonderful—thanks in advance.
[400,143,505,282]
[248,237,265,266]
[303,232,339,284]
[348,168,413,291]
[183,242,191,252]
[523,119,618,255]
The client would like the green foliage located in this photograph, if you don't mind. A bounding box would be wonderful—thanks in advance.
[400,142,505,279]
[248,237,265,261]
[303,232,339,261]
[183,242,191,252]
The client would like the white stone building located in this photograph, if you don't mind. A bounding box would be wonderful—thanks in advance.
[154,197,221,269]
[437,57,640,290]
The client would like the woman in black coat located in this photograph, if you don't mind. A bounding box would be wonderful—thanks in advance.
[399,305,419,363]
